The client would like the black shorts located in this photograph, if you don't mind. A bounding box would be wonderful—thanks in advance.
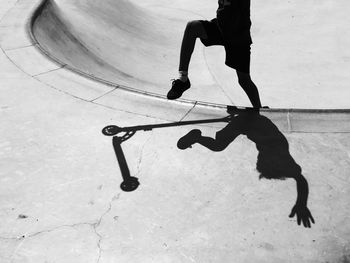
[199,19,251,74]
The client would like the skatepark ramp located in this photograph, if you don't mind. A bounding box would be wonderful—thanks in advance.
[31,0,226,103]
[31,0,350,108]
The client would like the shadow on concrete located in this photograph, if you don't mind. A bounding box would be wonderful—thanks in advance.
[102,112,231,192]
[102,106,315,228]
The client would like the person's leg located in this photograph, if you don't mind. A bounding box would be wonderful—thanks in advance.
[236,70,262,108]
[179,20,208,73]
[167,21,208,100]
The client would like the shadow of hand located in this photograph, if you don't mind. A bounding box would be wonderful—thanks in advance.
[289,204,315,228]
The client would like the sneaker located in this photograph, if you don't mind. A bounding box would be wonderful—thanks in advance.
[177,129,201,150]
[167,79,191,100]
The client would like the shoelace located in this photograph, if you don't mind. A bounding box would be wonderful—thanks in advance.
[170,79,182,89]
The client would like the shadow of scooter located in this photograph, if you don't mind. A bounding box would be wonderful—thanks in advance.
[102,108,238,191]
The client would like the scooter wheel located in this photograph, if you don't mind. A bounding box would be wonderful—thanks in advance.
[120,177,140,192]
[102,125,122,136]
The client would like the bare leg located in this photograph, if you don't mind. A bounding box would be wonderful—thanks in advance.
[236,70,262,108]
[179,20,208,72]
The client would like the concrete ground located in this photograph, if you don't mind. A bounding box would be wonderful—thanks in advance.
[0,0,349,262]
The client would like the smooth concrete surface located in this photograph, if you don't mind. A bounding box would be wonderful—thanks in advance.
[0,0,350,262]
[31,0,350,108]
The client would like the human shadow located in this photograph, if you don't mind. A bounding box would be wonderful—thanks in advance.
[102,106,314,227]
[177,107,315,228]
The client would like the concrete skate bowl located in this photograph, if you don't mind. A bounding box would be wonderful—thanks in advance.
[31,0,350,108]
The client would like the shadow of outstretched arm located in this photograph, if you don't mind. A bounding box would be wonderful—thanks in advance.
[288,173,315,228]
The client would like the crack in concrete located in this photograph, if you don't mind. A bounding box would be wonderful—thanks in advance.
[179,102,197,122]
[135,133,153,177]
[0,222,94,241]
[93,204,111,263]
[26,222,93,239]
[7,222,97,263]
[93,193,121,263]
[0,236,19,241]
[2,194,121,262]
